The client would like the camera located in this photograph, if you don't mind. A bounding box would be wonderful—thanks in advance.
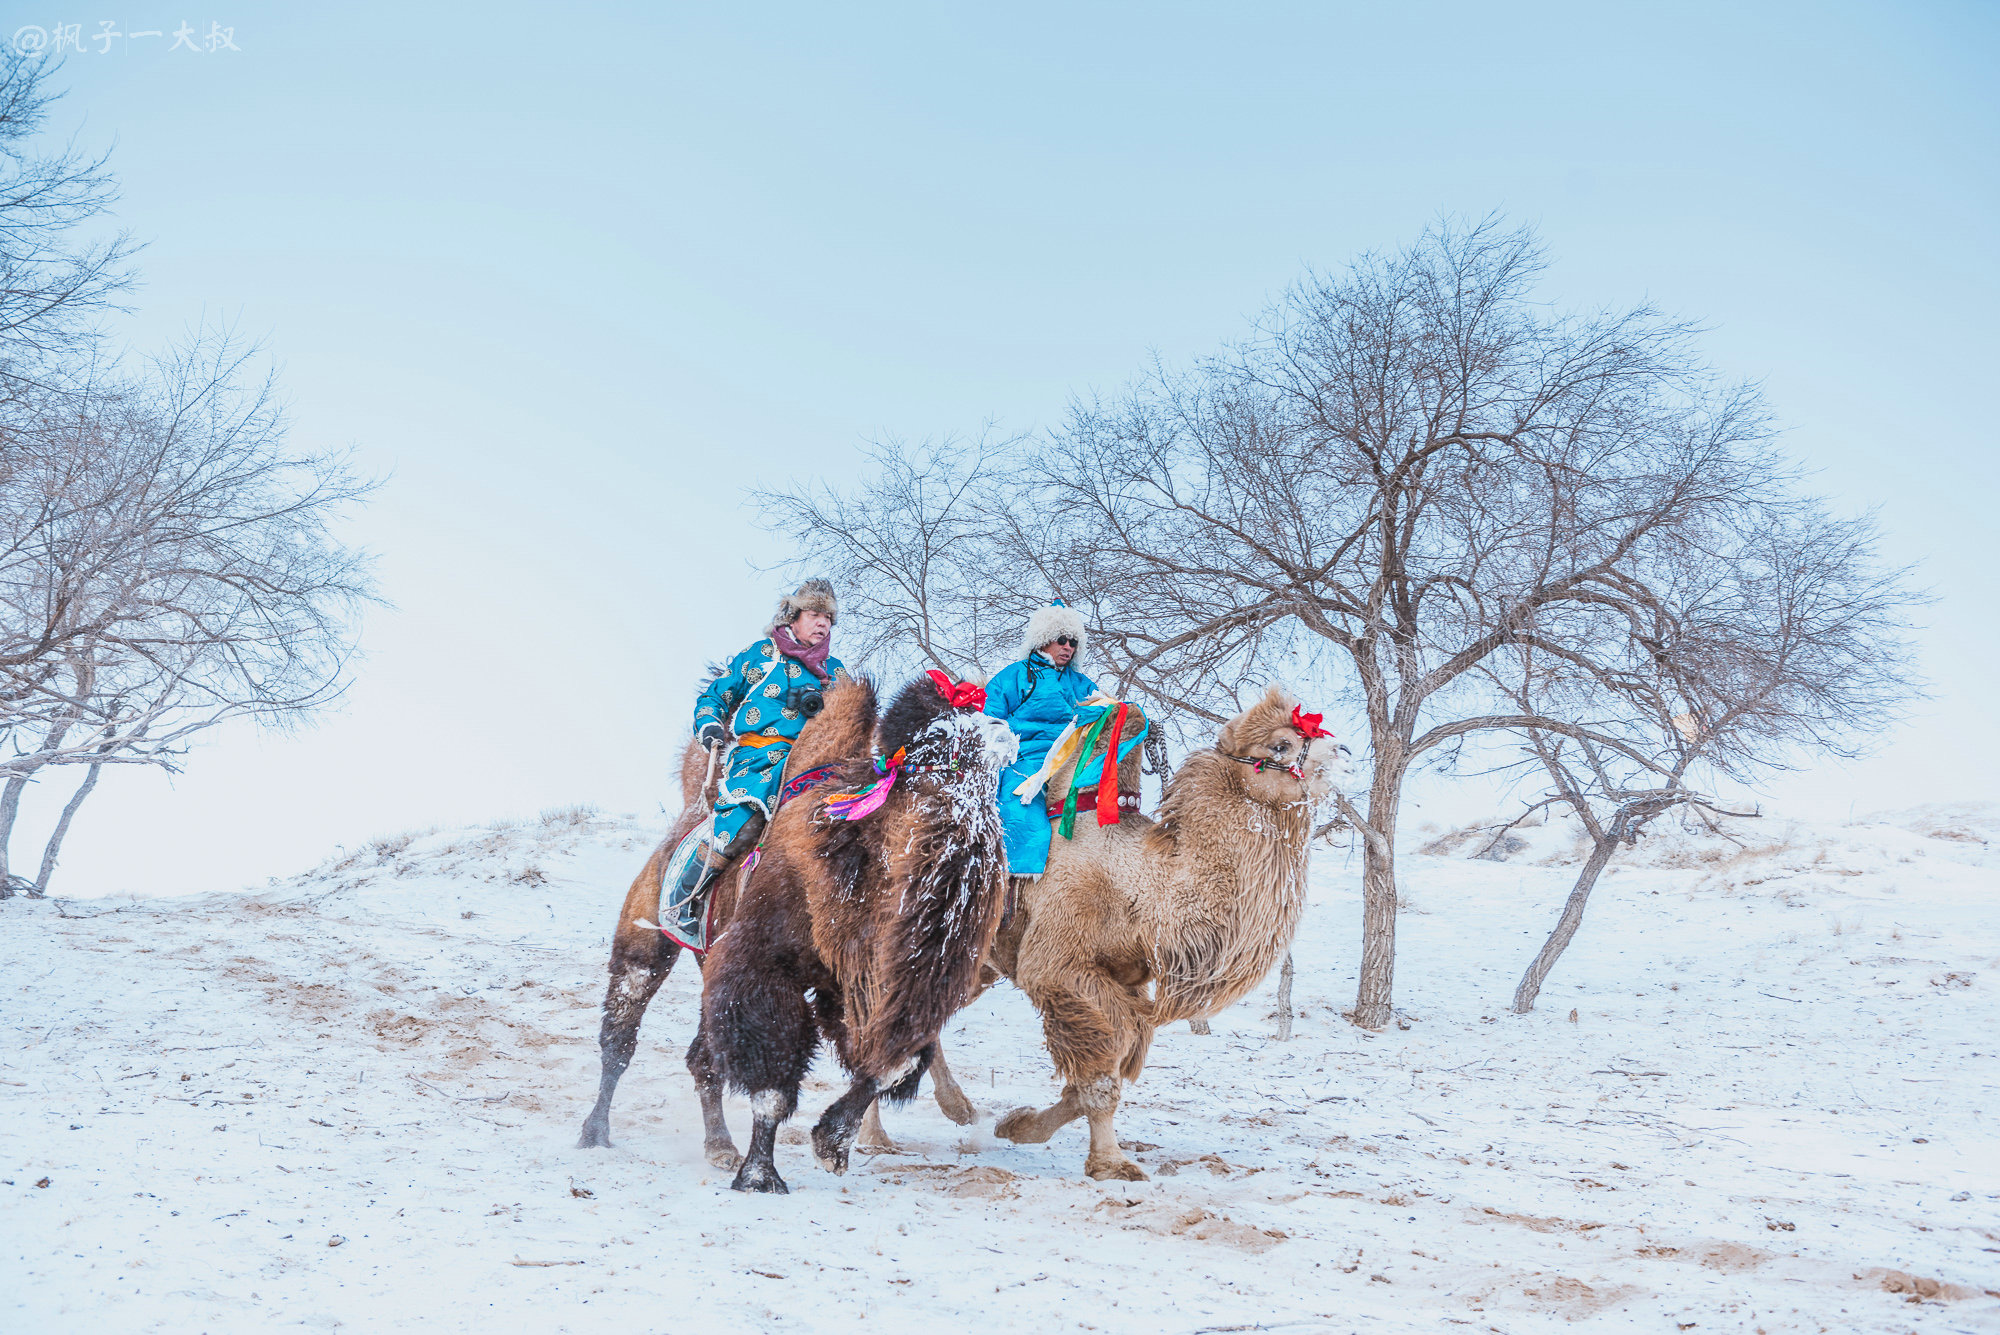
[787,685,825,718]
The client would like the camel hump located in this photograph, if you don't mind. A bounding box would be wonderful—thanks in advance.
[1046,698,1150,810]
[675,736,714,811]
[784,675,877,778]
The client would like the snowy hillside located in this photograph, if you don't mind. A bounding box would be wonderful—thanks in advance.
[3,803,1997,1333]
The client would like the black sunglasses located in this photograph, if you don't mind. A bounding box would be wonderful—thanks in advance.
[1051,636,1078,648]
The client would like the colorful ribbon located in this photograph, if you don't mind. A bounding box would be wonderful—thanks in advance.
[1011,692,1148,803]
[1093,702,1129,828]
[1055,702,1137,840]
[820,747,906,822]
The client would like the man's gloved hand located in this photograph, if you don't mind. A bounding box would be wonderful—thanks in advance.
[697,722,727,749]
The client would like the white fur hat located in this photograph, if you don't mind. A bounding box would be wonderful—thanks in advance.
[1021,600,1086,659]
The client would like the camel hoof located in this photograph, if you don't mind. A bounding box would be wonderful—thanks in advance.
[576,1118,611,1149]
[1085,1156,1149,1182]
[811,1124,852,1177]
[993,1106,1051,1145]
[730,1160,789,1194]
[933,1088,978,1126]
[704,1142,742,1170]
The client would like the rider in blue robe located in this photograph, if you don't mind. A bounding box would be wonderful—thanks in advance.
[662,579,847,948]
[983,601,1097,875]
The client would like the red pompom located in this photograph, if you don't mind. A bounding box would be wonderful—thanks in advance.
[1290,705,1332,739]
[926,669,987,711]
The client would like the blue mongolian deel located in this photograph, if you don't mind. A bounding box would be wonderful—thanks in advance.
[984,649,1097,875]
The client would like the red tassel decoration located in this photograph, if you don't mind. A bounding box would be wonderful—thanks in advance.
[1095,703,1128,827]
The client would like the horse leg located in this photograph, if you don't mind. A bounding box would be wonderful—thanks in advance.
[577,937,679,1149]
[927,1042,977,1126]
[684,1027,738,1169]
[1078,1073,1146,1181]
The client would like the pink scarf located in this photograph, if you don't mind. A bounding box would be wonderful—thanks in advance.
[772,624,833,683]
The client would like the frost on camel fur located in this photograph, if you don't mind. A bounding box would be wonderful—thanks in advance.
[698,674,1018,1194]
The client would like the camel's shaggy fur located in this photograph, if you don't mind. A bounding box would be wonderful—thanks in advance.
[990,684,1334,1180]
[575,678,978,1162]
[698,676,1017,1193]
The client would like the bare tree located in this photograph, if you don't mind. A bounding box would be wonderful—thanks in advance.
[1019,218,1810,1028]
[1491,502,1919,1011]
[752,434,1023,680]
[750,219,1919,1034]
[0,331,376,896]
[0,49,137,398]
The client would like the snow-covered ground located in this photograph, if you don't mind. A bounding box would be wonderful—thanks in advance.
[5,801,1997,1333]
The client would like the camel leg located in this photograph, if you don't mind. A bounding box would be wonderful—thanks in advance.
[733,1091,793,1195]
[993,1088,1083,1145]
[704,938,817,1194]
[577,941,679,1149]
[1077,1074,1146,1181]
[996,970,1133,1149]
[684,1028,739,1169]
[811,1074,881,1178]
[855,1099,900,1154]
[927,1043,977,1125]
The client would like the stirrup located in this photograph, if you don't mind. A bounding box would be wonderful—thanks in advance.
[652,827,720,953]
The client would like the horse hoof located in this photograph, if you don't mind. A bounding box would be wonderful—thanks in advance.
[1085,1156,1149,1182]
[993,1107,1047,1145]
[705,1143,742,1170]
[730,1162,789,1194]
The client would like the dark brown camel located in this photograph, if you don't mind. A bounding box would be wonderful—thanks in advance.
[698,674,1017,1193]
[576,676,979,1162]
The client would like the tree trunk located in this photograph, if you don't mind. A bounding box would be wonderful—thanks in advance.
[0,773,26,896]
[34,761,103,895]
[1274,952,1294,1041]
[1511,829,1620,1013]
[1352,766,1403,1030]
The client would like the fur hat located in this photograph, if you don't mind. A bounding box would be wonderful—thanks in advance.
[1021,599,1086,660]
[770,578,838,632]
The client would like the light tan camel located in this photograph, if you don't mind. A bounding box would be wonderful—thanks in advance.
[989,685,1335,1180]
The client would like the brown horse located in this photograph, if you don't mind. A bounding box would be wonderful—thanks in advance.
[576,675,979,1163]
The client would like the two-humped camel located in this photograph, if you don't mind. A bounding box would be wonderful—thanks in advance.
[990,685,1336,1180]
[577,677,980,1162]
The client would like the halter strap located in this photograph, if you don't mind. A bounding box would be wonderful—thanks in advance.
[1215,747,1305,780]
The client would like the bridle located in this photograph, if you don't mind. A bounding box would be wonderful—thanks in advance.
[1215,747,1307,781]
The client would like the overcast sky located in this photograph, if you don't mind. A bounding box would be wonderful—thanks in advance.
[18,0,1997,895]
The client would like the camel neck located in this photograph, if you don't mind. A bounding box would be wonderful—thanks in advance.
[1144,750,1314,1021]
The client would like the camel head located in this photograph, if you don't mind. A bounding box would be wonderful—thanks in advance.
[877,673,1019,788]
[1214,685,1338,807]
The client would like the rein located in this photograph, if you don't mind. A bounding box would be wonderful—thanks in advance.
[1215,748,1306,781]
